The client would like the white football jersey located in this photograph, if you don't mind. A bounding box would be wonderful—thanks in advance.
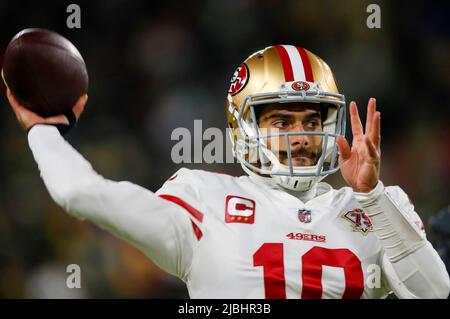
[154,168,412,299]
[28,126,447,299]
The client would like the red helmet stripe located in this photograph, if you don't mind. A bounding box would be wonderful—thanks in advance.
[274,45,294,82]
[274,45,314,83]
[296,47,314,82]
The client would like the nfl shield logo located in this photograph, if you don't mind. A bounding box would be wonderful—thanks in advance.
[298,209,312,223]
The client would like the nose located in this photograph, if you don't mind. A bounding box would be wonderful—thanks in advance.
[289,134,309,147]
[288,123,309,147]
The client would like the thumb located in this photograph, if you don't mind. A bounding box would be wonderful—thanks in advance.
[337,136,351,162]
[72,94,88,120]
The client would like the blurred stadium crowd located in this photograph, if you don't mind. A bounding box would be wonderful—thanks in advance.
[0,0,449,298]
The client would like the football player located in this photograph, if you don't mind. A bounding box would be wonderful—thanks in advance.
[5,45,450,298]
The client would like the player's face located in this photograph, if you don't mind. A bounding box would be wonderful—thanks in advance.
[257,103,323,166]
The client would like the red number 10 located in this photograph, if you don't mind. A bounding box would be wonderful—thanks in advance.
[253,243,364,299]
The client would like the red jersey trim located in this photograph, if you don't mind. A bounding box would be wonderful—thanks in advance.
[158,194,204,240]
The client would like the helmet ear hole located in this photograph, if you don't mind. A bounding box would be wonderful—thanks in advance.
[254,107,264,125]
[320,104,329,124]
[320,103,338,124]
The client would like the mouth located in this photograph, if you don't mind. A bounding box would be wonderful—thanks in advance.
[274,149,320,167]
[280,154,316,166]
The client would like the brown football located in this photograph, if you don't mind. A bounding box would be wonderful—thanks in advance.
[2,28,88,117]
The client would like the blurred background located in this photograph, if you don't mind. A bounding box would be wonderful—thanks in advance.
[0,0,449,298]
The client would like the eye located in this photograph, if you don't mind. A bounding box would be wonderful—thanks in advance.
[272,120,288,129]
[305,119,320,129]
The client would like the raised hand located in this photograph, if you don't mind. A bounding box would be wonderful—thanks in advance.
[336,98,381,193]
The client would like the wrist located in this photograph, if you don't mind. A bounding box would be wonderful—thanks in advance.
[27,123,60,136]
[352,180,380,194]
[353,180,385,206]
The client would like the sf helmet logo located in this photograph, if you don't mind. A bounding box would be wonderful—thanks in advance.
[291,81,310,91]
[228,63,249,96]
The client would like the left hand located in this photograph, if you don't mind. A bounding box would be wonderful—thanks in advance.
[336,98,381,193]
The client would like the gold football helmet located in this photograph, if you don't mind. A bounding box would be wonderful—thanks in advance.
[226,45,346,191]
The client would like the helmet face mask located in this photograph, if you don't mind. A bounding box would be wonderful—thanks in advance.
[226,45,347,191]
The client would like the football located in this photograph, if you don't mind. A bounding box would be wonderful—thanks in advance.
[1,28,88,117]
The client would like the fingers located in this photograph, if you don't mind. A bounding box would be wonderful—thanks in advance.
[6,88,71,130]
[364,97,381,150]
[336,136,351,161]
[371,111,381,150]
[349,101,363,137]
[365,98,376,136]
[6,88,42,129]
[364,136,379,162]
[353,98,380,150]
[6,89,35,119]
[72,94,88,120]
[6,88,23,113]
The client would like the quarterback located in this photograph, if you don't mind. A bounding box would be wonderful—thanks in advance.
[5,45,450,298]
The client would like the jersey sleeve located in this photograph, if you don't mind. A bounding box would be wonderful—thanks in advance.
[155,168,206,243]
[27,124,200,280]
[355,182,450,298]
[384,186,426,236]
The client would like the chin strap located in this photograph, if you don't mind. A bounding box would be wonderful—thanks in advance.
[241,161,317,192]
[272,175,319,192]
